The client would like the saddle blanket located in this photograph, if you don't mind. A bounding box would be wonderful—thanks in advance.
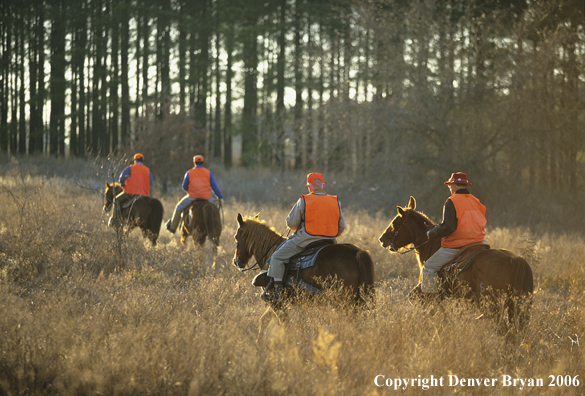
[289,245,329,269]
[266,240,333,270]
[441,242,490,276]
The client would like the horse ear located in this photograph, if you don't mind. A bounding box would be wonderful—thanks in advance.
[237,213,244,227]
[106,181,109,187]
[253,213,260,220]
[397,206,405,215]
[408,196,416,210]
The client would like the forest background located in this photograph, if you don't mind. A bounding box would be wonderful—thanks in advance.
[1,0,584,230]
[1,1,585,394]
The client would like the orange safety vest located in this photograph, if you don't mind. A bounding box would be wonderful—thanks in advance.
[124,164,151,196]
[302,194,340,237]
[441,194,487,248]
[187,167,212,199]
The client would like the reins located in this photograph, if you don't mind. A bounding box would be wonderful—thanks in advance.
[237,228,291,272]
[397,239,430,255]
[391,215,433,255]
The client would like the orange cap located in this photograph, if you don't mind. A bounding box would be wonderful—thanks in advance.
[133,153,144,161]
[193,155,204,163]
[306,172,325,185]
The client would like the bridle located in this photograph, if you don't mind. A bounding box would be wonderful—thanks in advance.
[103,184,119,211]
[234,228,290,272]
[386,210,431,254]
[103,192,114,212]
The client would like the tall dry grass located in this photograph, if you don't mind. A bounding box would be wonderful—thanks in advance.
[0,156,583,395]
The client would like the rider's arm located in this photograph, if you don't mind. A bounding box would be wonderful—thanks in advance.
[286,198,304,232]
[209,172,223,199]
[182,171,190,192]
[337,202,346,236]
[336,202,346,237]
[149,171,153,196]
[119,166,132,187]
[428,200,457,239]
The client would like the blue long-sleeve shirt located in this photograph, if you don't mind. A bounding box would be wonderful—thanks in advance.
[182,165,223,199]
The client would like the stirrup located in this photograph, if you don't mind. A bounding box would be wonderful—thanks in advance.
[261,282,284,304]
[165,220,176,234]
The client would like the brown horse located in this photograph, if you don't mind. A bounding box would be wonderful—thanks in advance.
[379,196,533,334]
[180,200,222,265]
[103,182,164,246]
[233,213,375,308]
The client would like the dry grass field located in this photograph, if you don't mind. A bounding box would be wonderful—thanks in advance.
[0,156,583,395]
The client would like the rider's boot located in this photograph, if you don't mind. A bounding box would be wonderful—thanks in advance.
[261,281,284,305]
[165,219,175,234]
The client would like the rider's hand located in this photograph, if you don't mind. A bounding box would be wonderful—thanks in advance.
[218,198,224,208]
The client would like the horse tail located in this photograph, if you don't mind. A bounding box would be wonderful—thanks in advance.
[510,256,534,295]
[147,198,164,244]
[203,203,217,244]
[508,255,534,332]
[356,250,376,308]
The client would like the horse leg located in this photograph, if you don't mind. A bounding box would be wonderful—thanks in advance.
[212,244,218,269]
[179,212,191,247]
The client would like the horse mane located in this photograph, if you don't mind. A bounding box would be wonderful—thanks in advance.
[241,217,284,260]
[406,209,436,228]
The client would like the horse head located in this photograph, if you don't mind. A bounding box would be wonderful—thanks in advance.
[233,213,254,270]
[233,213,281,272]
[379,196,419,251]
[103,182,122,213]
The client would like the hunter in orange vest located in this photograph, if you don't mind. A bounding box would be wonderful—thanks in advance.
[109,153,153,227]
[263,172,346,304]
[422,172,487,293]
[165,155,224,234]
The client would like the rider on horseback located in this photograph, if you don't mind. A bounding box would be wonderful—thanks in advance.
[109,153,153,227]
[263,172,346,304]
[423,172,487,294]
[165,155,224,234]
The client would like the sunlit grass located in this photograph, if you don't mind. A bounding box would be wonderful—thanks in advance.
[0,157,583,395]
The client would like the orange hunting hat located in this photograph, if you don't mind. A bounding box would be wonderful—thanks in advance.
[134,153,144,161]
[444,172,472,185]
[306,172,325,185]
[193,155,204,163]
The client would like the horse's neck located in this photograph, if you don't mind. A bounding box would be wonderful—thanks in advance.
[412,215,440,265]
[416,237,441,265]
[254,234,285,270]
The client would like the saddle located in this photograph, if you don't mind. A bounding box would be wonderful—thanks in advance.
[439,242,490,278]
[181,198,210,215]
[252,239,335,296]
[120,195,142,209]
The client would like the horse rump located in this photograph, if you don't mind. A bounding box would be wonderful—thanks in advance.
[145,198,164,245]
[507,255,533,333]
[356,249,376,308]
[202,202,221,246]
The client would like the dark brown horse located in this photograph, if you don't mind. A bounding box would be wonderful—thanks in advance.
[180,200,222,265]
[233,213,375,308]
[379,196,533,334]
[103,182,164,246]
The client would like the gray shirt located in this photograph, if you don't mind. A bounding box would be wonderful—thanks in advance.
[285,190,346,247]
